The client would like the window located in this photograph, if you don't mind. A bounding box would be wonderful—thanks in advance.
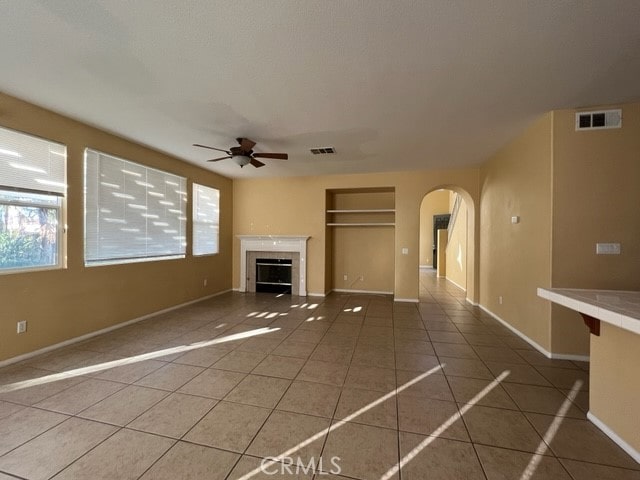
[192,183,220,255]
[0,126,66,273]
[84,149,187,265]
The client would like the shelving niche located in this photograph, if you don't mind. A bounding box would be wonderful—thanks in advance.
[325,187,396,294]
[326,187,395,227]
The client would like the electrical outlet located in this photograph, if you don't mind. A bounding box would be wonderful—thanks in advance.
[343,274,348,281]
[17,321,27,334]
[359,275,364,281]
[203,278,208,286]
[498,296,503,305]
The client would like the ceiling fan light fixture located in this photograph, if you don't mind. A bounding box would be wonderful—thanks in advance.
[233,155,251,167]
[194,138,287,168]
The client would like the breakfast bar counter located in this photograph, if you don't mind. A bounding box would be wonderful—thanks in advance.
[537,288,640,464]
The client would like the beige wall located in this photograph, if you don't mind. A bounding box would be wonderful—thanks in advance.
[0,93,233,362]
[419,190,450,266]
[331,227,395,292]
[480,102,640,357]
[480,113,553,351]
[550,103,640,354]
[590,323,640,454]
[233,169,480,301]
[446,197,467,290]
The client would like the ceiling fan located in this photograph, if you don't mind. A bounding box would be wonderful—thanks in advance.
[193,137,288,168]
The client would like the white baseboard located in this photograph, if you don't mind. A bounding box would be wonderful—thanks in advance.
[419,265,433,270]
[445,277,466,292]
[550,352,590,362]
[0,289,232,369]
[466,298,479,307]
[394,297,419,303]
[588,411,640,464]
[478,304,590,361]
[332,288,394,295]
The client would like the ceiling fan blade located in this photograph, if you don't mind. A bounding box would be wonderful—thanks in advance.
[250,158,265,168]
[252,153,288,160]
[207,156,232,162]
[238,137,256,151]
[193,143,231,154]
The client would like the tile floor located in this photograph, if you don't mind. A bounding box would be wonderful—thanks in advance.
[0,270,638,479]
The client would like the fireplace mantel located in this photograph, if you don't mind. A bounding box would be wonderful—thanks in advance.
[238,235,310,296]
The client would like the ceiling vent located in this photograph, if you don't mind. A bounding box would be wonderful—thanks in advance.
[575,109,622,131]
[310,147,336,155]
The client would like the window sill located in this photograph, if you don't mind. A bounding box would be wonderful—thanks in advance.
[0,264,64,276]
[85,255,185,267]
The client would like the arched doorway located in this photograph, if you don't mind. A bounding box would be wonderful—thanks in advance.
[419,186,476,303]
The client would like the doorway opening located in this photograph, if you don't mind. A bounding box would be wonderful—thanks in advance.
[419,188,469,293]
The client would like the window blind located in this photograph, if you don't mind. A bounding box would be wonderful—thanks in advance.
[84,149,187,265]
[0,126,66,195]
[192,183,220,256]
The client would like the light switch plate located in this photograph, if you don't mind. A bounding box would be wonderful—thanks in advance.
[596,243,621,255]
[402,248,409,255]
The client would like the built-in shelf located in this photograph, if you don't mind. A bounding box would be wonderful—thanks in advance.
[326,222,395,227]
[325,187,396,294]
[325,187,396,227]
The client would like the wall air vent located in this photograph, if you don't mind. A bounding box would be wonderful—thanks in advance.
[575,109,622,131]
[310,147,336,155]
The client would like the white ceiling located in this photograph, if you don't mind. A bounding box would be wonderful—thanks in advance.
[1,1,639,179]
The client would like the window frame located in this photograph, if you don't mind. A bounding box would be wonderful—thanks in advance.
[0,192,64,275]
[0,126,66,275]
[83,148,188,267]
[192,182,220,256]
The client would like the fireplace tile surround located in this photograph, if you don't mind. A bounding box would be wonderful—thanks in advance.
[238,235,310,296]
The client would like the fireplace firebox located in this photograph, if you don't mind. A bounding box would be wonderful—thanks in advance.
[256,258,293,294]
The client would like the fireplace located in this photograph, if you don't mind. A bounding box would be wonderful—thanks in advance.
[246,251,300,294]
[238,235,310,296]
[256,258,293,294]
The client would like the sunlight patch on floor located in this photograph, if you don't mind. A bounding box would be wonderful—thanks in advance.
[235,364,446,480]
[343,306,363,313]
[380,370,511,480]
[519,379,584,480]
[0,327,281,393]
